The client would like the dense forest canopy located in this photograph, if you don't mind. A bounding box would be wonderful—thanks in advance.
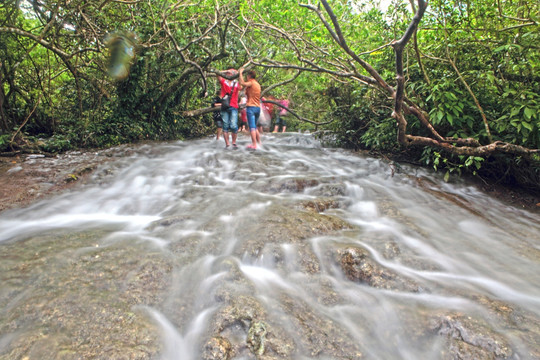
[0,0,539,189]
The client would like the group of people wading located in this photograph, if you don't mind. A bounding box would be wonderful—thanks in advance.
[212,67,289,150]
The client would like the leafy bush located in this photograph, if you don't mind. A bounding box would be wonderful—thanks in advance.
[0,134,11,152]
[39,134,73,153]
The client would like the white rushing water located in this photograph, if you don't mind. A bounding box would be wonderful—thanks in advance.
[0,133,539,359]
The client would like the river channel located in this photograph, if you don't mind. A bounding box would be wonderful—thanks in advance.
[1,133,539,359]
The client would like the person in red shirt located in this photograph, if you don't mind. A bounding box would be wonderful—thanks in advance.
[218,69,241,148]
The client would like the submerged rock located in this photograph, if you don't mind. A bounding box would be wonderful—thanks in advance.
[300,198,341,213]
[337,246,420,292]
[250,177,319,194]
[247,321,267,356]
[430,313,513,360]
[202,336,232,360]
[279,293,364,358]
[237,203,351,251]
[206,293,296,359]
[0,231,169,359]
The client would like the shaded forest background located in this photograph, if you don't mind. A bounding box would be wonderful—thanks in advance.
[0,0,539,192]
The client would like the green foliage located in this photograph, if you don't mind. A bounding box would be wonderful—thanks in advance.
[0,0,538,191]
[325,85,397,151]
[420,147,485,181]
[0,134,11,152]
[496,87,540,148]
[360,116,398,151]
[38,134,73,153]
[427,84,473,132]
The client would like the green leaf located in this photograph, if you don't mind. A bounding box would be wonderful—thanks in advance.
[444,171,450,182]
[524,107,534,120]
[437,110,444,122]
[522,121,533,131]
[447,113,454,125]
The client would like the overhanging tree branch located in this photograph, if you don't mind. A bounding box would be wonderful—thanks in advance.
[311,0,538,157]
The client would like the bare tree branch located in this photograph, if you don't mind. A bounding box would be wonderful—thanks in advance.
[10,94,42,151]
[262,99,332,126]
[261,70,301,97]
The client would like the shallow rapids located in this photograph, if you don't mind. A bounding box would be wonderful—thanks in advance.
[1,133,539,359]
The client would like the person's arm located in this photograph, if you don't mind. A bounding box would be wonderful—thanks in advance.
[238,68,250,88]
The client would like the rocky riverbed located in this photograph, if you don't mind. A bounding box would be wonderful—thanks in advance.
[1,145,538,215]
[1,139,539,359]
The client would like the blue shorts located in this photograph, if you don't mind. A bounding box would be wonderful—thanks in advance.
[246,106,261,130]
[220,108,238,133]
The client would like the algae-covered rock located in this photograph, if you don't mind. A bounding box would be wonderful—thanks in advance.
[202,336,232,360]
[247,321,267,356]
[430,313,514,360]
[337,246,420,292]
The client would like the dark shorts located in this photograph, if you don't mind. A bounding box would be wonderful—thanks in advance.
[215,120,223,129]
[275,114,287,127]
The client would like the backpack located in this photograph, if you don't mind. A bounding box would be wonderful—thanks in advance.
[221,82,237,110]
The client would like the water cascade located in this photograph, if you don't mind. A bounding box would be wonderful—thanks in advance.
[1,133,539,359]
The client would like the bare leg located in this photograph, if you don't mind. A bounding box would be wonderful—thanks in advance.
[232,132,237,146]
[223,131,230,146]
[273,125,278,133]
[256,129,262,145]
[282,126,286,133]
[250,129,258,148]
[216,128,222,140]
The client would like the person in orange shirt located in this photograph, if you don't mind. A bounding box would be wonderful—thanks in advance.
[238,67,262,150]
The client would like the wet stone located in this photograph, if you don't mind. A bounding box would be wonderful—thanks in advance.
[247,321,267,356]
[280,294,364,358]
[307,181,347,197]
[0,231,168,359]
[236,203,352,252]
[300,198,341,212]
[250,177,320,194]
[337,246,420,292]
[202,336,232,360]
[430,313,514,360]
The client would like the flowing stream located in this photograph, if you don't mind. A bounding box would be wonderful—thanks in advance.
[1,133,539,360]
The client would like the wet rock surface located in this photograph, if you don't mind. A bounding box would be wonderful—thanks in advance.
[1,139,539,360]
[337,245,421,292]
[0,231,170,359]
[430,313,513,360]
[202,336,232,360]
[0,145,141,213]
